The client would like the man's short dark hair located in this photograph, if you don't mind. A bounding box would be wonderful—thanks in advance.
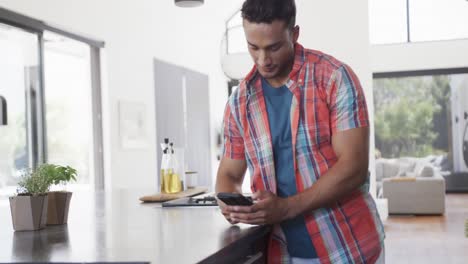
[241,0,296,29]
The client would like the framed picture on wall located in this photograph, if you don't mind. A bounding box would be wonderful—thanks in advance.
[118,101,148,149]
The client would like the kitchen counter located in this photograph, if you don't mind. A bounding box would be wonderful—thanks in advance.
[0,190,270,263]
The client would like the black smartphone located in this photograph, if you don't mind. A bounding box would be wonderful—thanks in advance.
[216,192,253,206]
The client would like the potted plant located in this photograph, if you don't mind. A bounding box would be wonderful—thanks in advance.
[39,164,77,225]
[9,168,51,231]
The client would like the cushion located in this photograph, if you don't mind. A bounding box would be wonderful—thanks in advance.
[397,161,416,177]
[417,164,434,177]
[411,161,434,177]
[382,159,400,179]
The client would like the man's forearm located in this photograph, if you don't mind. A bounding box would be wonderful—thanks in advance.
[215,173,243,194]
[287,159,368,219]
[215,158,247,194]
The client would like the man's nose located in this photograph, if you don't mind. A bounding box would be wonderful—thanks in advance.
[257,50,272,67]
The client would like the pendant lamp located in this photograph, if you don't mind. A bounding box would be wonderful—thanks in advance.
[175,0,204,7]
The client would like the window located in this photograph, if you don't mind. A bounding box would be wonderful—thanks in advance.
[0,9,104,198]
[410,0,468,42]
[369,0,468,44]
[43,32,96,187]
[373,71,468,174]
[0,24,38,196]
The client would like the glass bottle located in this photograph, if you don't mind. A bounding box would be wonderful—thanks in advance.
[160,138,170,193]
[167,143,182,193]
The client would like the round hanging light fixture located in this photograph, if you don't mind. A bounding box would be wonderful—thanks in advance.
[175,0,204,8]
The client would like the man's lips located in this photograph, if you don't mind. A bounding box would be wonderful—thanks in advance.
[261,66,276,72]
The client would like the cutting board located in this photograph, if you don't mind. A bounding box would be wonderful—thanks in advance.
[139,187,208,203]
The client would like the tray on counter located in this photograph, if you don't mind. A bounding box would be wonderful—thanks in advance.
[139,187,208,203]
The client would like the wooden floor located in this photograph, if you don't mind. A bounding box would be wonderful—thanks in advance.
[384,193,468,264]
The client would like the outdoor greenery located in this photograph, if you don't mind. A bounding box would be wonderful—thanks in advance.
[16,164,77,195]
[373,75,451,158]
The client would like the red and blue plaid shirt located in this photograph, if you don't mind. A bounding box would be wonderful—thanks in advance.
[222,43,385,263]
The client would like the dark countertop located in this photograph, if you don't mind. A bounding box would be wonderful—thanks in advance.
[0,190,269,263]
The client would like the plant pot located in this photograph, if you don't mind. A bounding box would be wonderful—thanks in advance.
[47,191,72,225]
[9,194,48,231]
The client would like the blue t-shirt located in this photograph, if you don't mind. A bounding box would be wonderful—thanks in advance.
[261,78,318,258]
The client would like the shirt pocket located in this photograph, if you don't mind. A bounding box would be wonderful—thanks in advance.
[302,97,331,148]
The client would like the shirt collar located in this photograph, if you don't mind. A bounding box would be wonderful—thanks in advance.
[244,42,306,88]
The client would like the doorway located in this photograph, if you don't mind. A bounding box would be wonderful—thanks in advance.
[0,23,38,194]
[0,8,104,197]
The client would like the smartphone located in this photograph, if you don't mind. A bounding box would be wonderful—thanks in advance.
[216,192,253,206]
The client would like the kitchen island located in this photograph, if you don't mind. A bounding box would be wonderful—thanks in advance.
[0,190,270,263]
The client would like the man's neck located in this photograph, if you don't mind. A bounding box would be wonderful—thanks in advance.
[264,54,295,88]
[264,76,289,88]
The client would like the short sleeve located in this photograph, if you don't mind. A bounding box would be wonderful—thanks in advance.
[221,101,245,160]
[329,64,369,133]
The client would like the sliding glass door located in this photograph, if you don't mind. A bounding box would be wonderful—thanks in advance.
[0,8,104,197]
[43,32,95,188]
[373,70,468,192]
[0,23,40,196]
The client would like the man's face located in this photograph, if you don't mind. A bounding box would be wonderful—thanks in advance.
[243,19,298,81]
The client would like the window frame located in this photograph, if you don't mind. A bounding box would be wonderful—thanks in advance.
[370,0,468,45]
[0,7,105,190]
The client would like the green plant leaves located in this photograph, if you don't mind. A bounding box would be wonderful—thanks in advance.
[36,164,77,186]
[373,76,450,158]
[17,169,50,195]
[16,164,77,195]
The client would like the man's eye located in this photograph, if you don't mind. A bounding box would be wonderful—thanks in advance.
[270,45,281,51]
[249,46,258,51]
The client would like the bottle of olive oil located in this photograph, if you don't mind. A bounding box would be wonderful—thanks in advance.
[167,142,182,193]
[160,138,170,193]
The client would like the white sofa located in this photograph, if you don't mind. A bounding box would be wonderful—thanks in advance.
[376,157,446,215]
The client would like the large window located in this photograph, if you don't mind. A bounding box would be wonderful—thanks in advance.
[0,8,104,198]
[44,32,96,187]
[0,24,38,194]
[373,71,468,195]
[369,0,468,44]
[373,72,468,174]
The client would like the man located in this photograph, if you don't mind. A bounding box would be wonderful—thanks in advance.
[215,0,385,263]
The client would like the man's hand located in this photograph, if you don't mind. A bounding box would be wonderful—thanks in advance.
[227,190,291,225]
[215,157,247,224]
[217,199,240,224]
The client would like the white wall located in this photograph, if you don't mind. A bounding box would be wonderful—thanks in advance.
[371,39,468,72]
[296,0,376,196]
[0,0,376,195]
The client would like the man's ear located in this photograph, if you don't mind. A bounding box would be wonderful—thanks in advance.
[292,25,300,43]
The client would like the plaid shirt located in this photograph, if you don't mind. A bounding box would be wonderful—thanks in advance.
[222,43,385,263]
